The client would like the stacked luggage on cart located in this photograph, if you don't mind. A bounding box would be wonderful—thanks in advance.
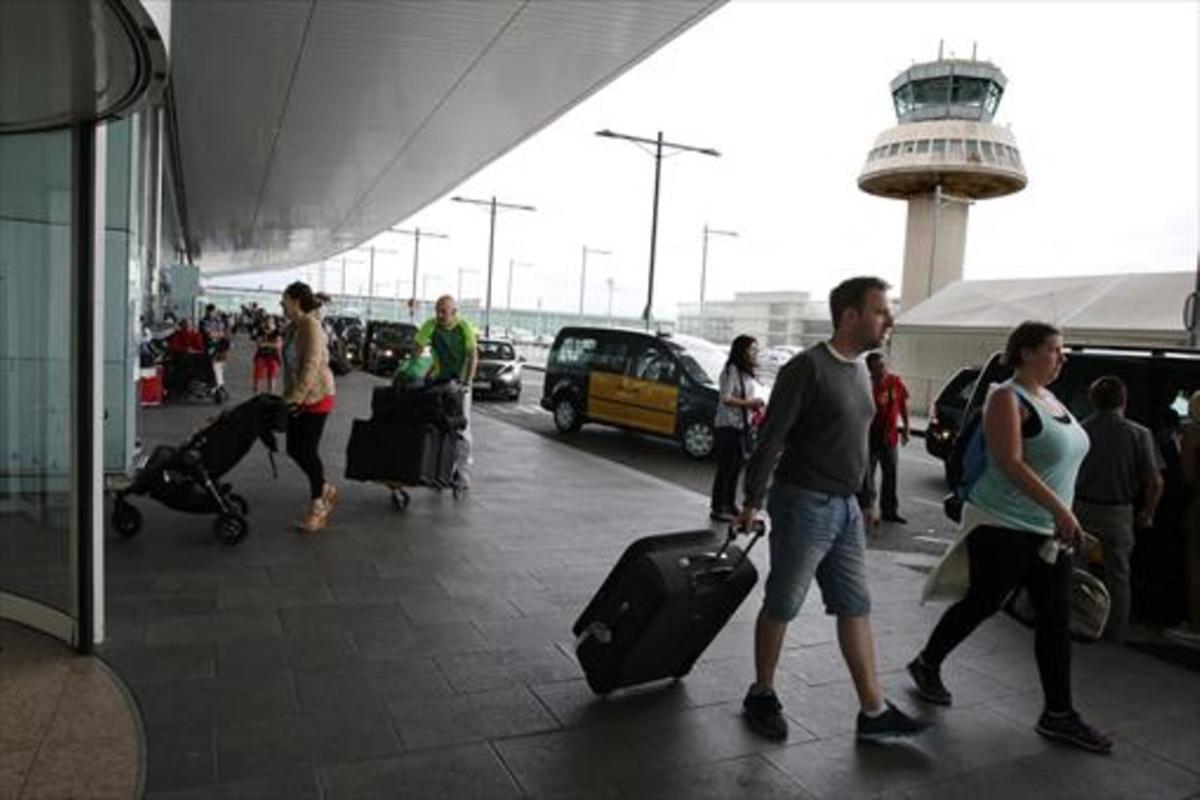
[345,379,467,509]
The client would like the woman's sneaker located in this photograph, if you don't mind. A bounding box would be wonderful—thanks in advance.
[321,483,339,514]
[298,499,329,532]
[907,656,952,706]
[742,685,789,740]
[856,701,929,742]
[1035,711,1113,754]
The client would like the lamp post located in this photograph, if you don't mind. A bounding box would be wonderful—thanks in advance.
[699,224,738,316]
[579,246,611,317]
[452,194,536,338]
[390,226,449,321]
[595,128,720,329]
[605,277,615,327]
[507,259,533,333]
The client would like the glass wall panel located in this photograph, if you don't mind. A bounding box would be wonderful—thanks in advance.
[0,128,76,613]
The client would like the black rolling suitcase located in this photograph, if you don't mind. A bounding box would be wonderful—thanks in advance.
[344,419,456,486]
[371,381,465,430]
[573,522,765,695]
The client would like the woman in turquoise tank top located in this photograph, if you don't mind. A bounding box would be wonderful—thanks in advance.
[908,322,1113,754]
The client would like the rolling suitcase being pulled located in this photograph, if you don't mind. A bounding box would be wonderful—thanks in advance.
[370,381,465,431]
[573,522,765,695]
[344,419,457,487]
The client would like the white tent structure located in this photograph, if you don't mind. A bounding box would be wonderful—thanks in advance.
[890,271,1195,408]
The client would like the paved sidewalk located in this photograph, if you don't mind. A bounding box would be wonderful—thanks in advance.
[100,363,1200,799]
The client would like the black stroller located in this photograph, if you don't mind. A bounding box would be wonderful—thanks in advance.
[112,394,289,545]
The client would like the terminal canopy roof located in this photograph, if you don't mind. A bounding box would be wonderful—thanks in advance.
[167,1,724,275]
[897,272,1194,338]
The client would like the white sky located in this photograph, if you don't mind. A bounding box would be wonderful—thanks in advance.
[217,0,1199,321]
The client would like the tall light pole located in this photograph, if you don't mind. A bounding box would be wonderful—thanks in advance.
[390,226,449,321]
[699,224,738,316]
[452,194,536,338]
[605,277,615,327]
[595,128,720,329]
[580,246,611,317]
[507,259,533,332]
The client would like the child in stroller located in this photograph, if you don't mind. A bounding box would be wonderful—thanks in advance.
[162,320,228,404]
[112,394,289,544]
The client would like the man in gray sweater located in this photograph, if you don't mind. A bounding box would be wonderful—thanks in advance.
[737,276,927,741]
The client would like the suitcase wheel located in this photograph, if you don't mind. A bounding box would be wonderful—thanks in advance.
[391,489,410,511]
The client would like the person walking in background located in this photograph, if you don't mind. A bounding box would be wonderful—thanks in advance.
[1165,390,1200,648]
[280,282,338,532]
[1073,376,1164,644]
[912,321,1112,753]
[738,276,926,743]
[866,352,911,525]
[199,303,230,393]
[416,295,478,487]
[252,316,283,395]
[710,335,765,523]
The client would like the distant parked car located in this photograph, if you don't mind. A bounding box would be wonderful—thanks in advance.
[473,339,524,400]
[925,365,982,465]
[364,321,418,376]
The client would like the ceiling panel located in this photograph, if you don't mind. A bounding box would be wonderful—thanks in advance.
[168,0,725,274]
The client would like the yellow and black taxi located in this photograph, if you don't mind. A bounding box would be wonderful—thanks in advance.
[540,327,727,458]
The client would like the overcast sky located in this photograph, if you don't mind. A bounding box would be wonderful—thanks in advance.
[217,0,1199,320]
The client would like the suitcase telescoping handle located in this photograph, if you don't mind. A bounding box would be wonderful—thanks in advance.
[716,519,766,571]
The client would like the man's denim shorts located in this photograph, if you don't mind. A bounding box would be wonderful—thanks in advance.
[762,482,871,620]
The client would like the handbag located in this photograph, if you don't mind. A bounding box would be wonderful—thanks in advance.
[1003,567,1111,643]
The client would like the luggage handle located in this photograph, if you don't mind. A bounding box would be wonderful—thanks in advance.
[703,519,766,575]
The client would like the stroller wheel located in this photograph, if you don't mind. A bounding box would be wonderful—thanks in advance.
[213,512,249,546]
[227,492,250,516]
[112,500,143,538]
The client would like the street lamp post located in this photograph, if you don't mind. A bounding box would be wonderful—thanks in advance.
[580,245,611,317]
[390,226,449,321]
[452,194,536,338]
[595,128,720,329]
[699,224,738,316]
[605,277,615,327]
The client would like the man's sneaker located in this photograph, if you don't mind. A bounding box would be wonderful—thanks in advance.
[907,657,952,706]
[1035,711,1113,754]
[856,701,929,742]
[1163,624,1200,650]
[742,686,788,740]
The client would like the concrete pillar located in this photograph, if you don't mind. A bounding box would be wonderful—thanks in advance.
[899,191,969,314]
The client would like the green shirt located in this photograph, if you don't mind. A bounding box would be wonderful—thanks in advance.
[415,317,477,379]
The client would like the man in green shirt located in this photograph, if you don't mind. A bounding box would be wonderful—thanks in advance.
[415,295,478,485]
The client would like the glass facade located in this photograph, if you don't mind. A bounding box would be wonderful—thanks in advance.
[0,128,77,615]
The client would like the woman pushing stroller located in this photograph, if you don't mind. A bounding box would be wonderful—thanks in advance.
[280,282,339,532]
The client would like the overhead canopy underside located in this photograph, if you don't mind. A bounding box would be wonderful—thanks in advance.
[168,0,724,276]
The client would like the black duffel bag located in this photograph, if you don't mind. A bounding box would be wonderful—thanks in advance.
[371,380,466,431]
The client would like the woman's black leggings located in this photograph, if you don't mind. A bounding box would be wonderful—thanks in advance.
[921,525,1074,713]
[710,427,745,513]
[286,411,329,500]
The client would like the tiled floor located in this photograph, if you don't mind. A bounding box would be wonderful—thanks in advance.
[0,620,142,799]
[80,358,1200,798]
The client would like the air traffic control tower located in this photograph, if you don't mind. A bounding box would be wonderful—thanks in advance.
[858,51,1026,313]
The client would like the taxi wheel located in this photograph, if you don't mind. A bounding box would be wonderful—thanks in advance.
[681,419,715,460]
[553,394,583,433]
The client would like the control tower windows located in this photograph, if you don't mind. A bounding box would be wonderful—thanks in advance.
[887,143,901,156]
[951,77,989,106]
[966,140,982,163]
[985,83,1003,116]
[916,140,930,154]
[948,139,964,158]
[931,139,947,154]
[912,77,951,107]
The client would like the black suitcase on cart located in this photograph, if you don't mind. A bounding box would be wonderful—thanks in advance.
[371,381,466,431]
[344,419,457,486]
[572,522,765,695]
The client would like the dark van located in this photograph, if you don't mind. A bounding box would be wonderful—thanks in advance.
[949,344,1199,622]
[540,327,726,458]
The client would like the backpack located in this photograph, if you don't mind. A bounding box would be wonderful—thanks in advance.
[942,410,987,523]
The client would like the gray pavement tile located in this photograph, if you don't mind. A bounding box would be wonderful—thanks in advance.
[293,659,452,712]
[1019,736,1200,799]
[875,759,1073,800]
[278,601,406,637]
[1113,711,1200,776]
[616,754,813,800]
[328,576,448,603]
[266,558,380,584]
[397,592,523,626]
[144,768,322,800]
[99,643,216,685]
[215,582,335,611]
[216,633,361,677]
[144,726,215,792]
[474,613,578,651]
[435,645,581,693]
[386,685,560,750]
[764,733,943,799]
[626,700,809,770]
[492,726,653,796]
[530,677,694,732]
[320,742,523,800]
[981,687,1147,734]
[133,681,221,739]
[354,620,491,662]
[144,610,284,647]
[106,590,219,619]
